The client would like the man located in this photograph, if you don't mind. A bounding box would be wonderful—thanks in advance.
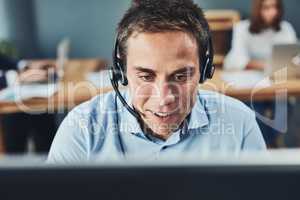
[48,0,266,163]
[0,54,56,154]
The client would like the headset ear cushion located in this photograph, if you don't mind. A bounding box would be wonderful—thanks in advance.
[199,56,209,83]
[120,74,128,86]
[111,66,128,86]
[115,59,128,86]
[199,44,215,83]
[199,72,205,84]
[207,65,215,79]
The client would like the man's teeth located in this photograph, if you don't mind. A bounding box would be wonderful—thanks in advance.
[154,112,171,117]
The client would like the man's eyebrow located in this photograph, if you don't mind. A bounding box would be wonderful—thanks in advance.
[170,66,195,75]
[133,66,195,75]
[133,66,157,74]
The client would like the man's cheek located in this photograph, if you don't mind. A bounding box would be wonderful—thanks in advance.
[180,88,196,111]
[132,95,147,111]
[178,96,189,113]
[136,87,157,106]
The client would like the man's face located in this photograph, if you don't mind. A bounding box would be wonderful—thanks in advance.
[126,31,200,139]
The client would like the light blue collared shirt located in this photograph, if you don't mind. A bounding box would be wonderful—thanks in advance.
[47,90,266,163]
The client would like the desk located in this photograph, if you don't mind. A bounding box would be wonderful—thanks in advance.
[202,70,300,101]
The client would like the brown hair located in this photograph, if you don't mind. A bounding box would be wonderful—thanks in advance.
[116,0,210,66]
[249,0,283,34]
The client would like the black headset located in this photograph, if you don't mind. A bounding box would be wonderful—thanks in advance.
[109,15,215,120]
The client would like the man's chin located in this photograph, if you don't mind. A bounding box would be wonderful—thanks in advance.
[143,117,183,132]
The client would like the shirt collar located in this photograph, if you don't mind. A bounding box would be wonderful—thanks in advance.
[187,91,209,130]
[118,90,209,137]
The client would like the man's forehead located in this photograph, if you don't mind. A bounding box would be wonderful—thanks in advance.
[127,31,198,50]
[126,31,199,71]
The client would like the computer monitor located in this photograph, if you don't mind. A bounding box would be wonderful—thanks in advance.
[0,155,300,200]
[268,43,300,80]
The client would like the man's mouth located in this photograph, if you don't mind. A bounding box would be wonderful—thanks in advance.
[148,110,178,118]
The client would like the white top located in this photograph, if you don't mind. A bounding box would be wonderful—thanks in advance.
[224,20,298,70]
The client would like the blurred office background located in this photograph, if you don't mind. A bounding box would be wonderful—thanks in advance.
[0,0,299,59]
[0,0,299,154]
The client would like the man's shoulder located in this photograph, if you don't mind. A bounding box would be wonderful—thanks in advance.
[198,90,254,117]
[68,90,118,123]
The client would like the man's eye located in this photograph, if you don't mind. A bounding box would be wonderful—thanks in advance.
[173,74,188,82]
[138,75,154,82]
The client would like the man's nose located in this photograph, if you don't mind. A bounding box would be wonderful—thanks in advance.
[156,82,176,107]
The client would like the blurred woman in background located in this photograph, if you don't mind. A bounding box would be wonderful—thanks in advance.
[224,0,298,147]
[225,0,297,70]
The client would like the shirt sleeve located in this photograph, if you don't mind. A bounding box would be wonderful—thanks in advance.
[224,22,250,70]
[47,108,90,164]
[282,21,298,43]
[241,111,267,150]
